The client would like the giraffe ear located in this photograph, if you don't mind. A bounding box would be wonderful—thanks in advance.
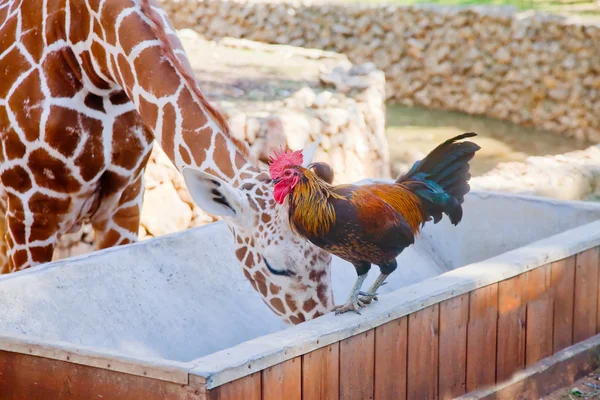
[301,135,322,167]
[181,167,242,217]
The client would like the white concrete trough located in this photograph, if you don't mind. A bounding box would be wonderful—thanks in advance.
[1,189,600,398]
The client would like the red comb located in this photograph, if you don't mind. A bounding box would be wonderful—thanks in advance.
[268,146,303,179]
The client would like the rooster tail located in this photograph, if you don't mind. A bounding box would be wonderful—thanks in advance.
[396,132,480,226]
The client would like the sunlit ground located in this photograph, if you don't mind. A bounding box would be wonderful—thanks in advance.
[385,104,594,177]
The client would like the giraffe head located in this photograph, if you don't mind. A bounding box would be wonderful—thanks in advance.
[182,140,335,325]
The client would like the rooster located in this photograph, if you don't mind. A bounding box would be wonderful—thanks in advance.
[269,133,481,315]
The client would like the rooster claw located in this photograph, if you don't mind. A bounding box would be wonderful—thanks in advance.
[333,299,366,315]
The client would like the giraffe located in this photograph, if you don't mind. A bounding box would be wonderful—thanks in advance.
[0,0,335,324]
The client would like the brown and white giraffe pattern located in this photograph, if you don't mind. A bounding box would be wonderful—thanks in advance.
[0,0,334,324]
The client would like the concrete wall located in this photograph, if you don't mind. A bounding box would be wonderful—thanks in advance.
[159,0,600,142]
[2,190,600,363]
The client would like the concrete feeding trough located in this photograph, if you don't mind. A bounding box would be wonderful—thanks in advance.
[1,188,600,399]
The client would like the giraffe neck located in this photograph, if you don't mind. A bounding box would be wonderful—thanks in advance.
[81,0,257,184]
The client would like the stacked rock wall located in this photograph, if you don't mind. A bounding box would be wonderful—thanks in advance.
[159,0,600,142]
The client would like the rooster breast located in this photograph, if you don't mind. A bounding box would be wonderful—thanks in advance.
[290,184,423,266]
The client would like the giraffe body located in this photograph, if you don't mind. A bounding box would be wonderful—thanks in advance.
[0,0,334,324]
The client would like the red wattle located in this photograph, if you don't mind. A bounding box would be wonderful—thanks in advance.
[273,182,290,204]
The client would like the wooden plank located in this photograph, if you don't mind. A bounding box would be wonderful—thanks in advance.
[524,265,553,366]
[496,274,526,383]
[550,256,576,353]
[438,295,468,399]
[407,304,439,400]
[573,247,600,343]
[0,350,205,400]
[209,374,260,400]
[302,343,339,400]
[455,333,600,400]
[374,317,407,400]
[262,358,301,400]
[208,373,260,400]
[339,330,375,400]
[466,284,498,392]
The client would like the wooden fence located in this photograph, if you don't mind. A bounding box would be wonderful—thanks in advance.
[207,246,600,400]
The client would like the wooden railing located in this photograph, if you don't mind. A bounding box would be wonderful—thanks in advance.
[206,247,600,400]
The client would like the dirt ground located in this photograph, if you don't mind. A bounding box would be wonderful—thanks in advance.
[541,369,600,399]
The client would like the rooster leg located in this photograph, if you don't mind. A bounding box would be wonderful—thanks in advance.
[359,260,398,305]
[333,262,371,315]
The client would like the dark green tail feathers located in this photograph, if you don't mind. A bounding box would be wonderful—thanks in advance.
[396,132,481,226]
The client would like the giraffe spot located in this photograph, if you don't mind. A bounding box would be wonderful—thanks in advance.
[46,106,99,158]
[0,48,31,99]
[256,198,267,209]
[118,12,158,55]
[28,192,71,215]
[138,96,158,126]
[236,235,243,244]
[73,128,106,182]
[78,50,110,90]
[0,107,23,161]
[0,12,17,56]
[243,268,258,291]
[44,2,66,46]
[42,50,84,98]
[309,270,327,282]
[178,87,209,137]
[96,229,122,249]
[28,149,82,193]
[312,311,324,319]
[90,40,110,79]
[244,252,255,268]
[269,283,281,295]
[253,271,268,297]
[67,1,91,44]
[285,293,298,312]
[289,314,305,325]
[133,43,181,98]
[261,214,271,224]
[112,117,146,170]
[11,250,28,269]
[184,126,212,166]
[118,178,143,205]
[270,298,286,314]
[109,91,130,106]
[234,246,247,261]
[160,103,176,159]
[6,214,25,245]
[30,244,54,263]
[1,166,32,193]
[256,189,264,196]
[213,134,235,178]
[111,205,141,235]
[317,283,329,307]
[84,93,105,113]
[303,298,318,313]
[99,171,129,197]
[179,145,192,165]
[87,0,102,13]
[21,7,45,60]
[116,53,136,96]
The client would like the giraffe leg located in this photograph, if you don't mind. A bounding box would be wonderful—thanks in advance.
[92,175,144,250]
[2,194,65,273]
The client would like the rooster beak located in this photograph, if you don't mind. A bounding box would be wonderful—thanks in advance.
[272,178,281,184]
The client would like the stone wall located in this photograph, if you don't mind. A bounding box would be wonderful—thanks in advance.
[159,0,600,142]
[53,31,388,259]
